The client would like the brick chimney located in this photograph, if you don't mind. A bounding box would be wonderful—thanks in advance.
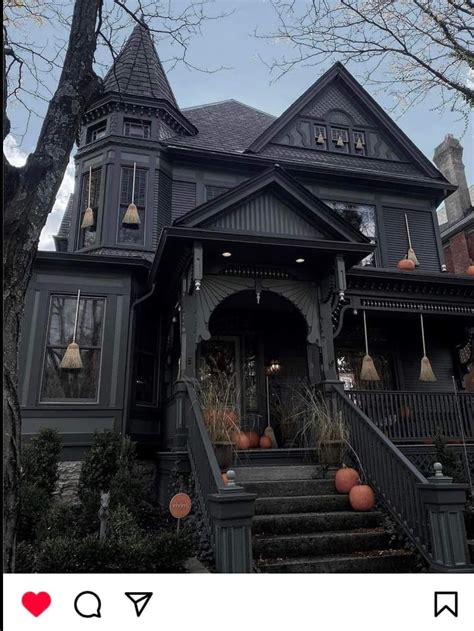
[433,134,471,225]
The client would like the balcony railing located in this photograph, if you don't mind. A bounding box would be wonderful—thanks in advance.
[347,390,474,442]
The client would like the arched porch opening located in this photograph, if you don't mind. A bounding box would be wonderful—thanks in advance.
[198,289,312,445]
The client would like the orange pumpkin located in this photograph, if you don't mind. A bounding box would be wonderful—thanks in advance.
[397,258,415,271]
[245,431,260,449]
[233,431,250,450]
[335,467,359,494]
[349,484,375,511]
[221,472,228,485]
[259,435,272,449]
[466,265,474,276]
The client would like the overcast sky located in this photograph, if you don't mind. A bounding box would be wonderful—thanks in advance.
[5,0,473,250]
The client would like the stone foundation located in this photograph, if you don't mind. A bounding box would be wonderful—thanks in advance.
[56,461,82,504]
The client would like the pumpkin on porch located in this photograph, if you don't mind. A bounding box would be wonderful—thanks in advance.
[349,484,375,511]
[233,431,250,450]
[245,431,260,449]
[335,466,359,494]
[259,435,272,449]
[466,264,474,276]
[397,258,415,271]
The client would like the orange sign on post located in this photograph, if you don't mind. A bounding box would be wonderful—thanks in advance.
[169,493,192,519]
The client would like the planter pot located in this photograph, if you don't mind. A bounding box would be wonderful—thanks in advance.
[214,442,233,470]
[318,440,345,467]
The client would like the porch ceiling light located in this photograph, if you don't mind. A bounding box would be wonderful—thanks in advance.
[222,251,232,257]
[295,258,305,263]
[267,359,282,375]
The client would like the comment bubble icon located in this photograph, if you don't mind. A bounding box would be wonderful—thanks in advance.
[74,591,102,618]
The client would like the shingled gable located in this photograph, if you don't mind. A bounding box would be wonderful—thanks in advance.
[246,63,446,183]
[174,166,370,244]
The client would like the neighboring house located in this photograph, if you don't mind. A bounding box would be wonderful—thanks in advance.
[19,24,474,573]
[435,135,474,275]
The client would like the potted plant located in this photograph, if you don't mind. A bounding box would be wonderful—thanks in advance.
[291,383,349,468]
[192,366,240,469]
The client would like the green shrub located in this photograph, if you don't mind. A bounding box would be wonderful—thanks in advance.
[433,433,464,482]
[32,531,192,573]
[22,428,62,496]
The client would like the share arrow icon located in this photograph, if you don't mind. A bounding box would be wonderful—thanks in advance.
[125,592,153,618]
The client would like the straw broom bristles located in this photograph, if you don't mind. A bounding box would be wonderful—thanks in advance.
[122,202,140,228]
[81,206,94,229]
[360,311,380,381]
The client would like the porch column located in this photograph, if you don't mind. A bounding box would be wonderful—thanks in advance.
[180,285,197,379]
[306,343,322,384]
[319,299,338,383]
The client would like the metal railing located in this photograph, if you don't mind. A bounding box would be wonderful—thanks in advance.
[347,390,474,442]
[334,388,471,571]
[184,381,256,573]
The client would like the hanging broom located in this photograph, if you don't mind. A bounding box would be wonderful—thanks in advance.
[264,374,278,448]
[360,310,380,381]
[81,166,94,229]
[404,214,419,266]
[122,162,140,229]
[60,290,83,371]
[419,313,436,382]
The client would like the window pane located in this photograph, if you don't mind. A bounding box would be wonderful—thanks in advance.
[41,348,101,401]
[326,201,376,238]
[120,167,147,207]
[117,206,145,245]
[48,296,105,347]
[337,349,395,391]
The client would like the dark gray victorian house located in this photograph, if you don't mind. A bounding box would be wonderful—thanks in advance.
[19,25,474,573]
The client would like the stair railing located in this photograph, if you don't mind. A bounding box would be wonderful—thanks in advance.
[182,380,256,573]
[333,388,472,572]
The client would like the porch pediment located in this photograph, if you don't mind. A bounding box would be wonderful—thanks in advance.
[174,166,369,244]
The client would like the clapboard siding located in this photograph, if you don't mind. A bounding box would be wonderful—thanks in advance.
[383,207,440,271]
[204,191,323,238]
[156,170,172,244]
[172,180,197,220]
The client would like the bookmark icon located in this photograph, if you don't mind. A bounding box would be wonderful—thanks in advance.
[125,592,153,618]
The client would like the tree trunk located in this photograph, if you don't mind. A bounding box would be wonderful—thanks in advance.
[3,0,103,572]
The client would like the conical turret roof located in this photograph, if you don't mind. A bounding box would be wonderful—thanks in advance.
[103,23,178,107]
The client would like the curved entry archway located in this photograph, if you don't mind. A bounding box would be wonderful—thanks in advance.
[198,290,311,441]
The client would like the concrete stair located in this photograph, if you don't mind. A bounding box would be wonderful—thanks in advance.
[234,464,418,573]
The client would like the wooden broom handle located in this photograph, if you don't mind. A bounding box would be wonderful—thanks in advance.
[420,313,427,356]
[73,290,81,342]
[87,167,92,208]
[131,162,136,203]
[363,310,369,355]
[405,214,413,249]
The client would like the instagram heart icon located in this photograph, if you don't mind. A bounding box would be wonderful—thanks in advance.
[22,592,51,617]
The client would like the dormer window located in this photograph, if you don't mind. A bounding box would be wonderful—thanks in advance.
[331,127,349,152]
[86,121,107,143]
[123,118,151,139]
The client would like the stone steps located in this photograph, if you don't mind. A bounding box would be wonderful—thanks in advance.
[253,528,391,559]
[244,478,336,497]
[255,494,350,515]
[240,463,419,573]
[253,511,382,535]
[258,549,416,573]
[234,465,328,482]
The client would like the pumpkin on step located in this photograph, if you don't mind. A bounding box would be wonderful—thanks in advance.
[335,466,359,494]
[349,484,375,511]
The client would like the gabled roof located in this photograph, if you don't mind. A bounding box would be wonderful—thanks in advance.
[174,165,371,244]
[246,63,446,182]
[164,100,275,153]
[103,23,178,106]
